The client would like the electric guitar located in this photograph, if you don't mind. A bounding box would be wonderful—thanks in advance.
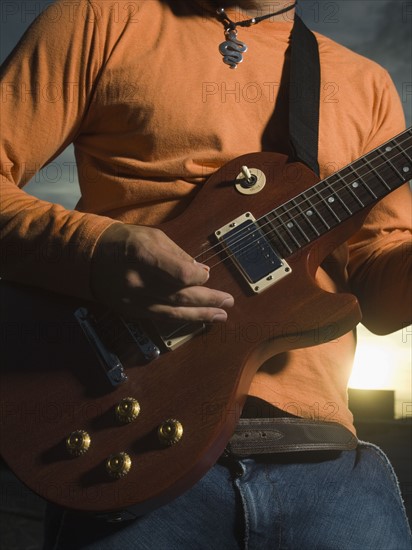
[1,128,411,515]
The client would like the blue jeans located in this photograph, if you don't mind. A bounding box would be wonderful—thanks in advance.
[45,442,411,549]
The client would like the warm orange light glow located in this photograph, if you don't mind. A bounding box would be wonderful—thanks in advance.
[348,326,411,418]
[349,343,398,390]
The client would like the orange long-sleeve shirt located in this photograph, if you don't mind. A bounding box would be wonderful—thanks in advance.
[1,0,411,433]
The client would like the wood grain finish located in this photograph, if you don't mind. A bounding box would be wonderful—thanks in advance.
[1,132,411,514]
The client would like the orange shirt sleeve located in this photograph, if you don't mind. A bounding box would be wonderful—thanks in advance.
[347,72,412,334]
[0,0,117,300]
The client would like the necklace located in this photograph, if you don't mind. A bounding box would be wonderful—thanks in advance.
[216,3,297,69]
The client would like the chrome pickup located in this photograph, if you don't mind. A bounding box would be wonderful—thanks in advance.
[215,212,292,293]
[74,307,127,387]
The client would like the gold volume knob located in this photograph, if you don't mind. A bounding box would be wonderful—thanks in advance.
[105,452,132,479]
[66,430,91,457]
[115,397,140,424]
[158,419,183,446]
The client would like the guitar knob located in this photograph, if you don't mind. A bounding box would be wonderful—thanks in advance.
[66,430,91,457]
[105,452,132,479]
[115,397,140,424]
[158,419,183,446]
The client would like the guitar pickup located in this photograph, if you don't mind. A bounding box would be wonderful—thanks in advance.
[215,212,292,293]
[152,319,205,351]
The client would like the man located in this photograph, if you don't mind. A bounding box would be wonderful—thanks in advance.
[1,1,411,548]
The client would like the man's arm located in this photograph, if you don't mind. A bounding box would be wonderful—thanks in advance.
[346,71,411,334]
[0,0,115,299]
[0,0,234,322]
[348,184,412,335]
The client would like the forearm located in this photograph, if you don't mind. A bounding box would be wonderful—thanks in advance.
[0,178,116,299]
[0,0,119,298]
[350,238,412,334]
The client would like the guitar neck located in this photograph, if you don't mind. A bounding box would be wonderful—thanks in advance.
[259,128,412,258]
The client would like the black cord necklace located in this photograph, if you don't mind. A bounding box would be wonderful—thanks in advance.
[217,2,297,69]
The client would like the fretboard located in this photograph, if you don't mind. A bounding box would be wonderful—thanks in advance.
[259,127,412,258]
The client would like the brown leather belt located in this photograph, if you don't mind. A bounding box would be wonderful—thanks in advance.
[95,417,356,523]
[225,417,358,456]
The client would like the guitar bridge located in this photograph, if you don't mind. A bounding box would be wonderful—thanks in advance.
[122,320,161,361]
[74,307,127,386]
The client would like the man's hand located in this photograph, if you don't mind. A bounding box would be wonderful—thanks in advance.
[90,224,234,322]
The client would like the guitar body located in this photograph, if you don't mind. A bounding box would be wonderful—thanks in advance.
[0,152,368,514]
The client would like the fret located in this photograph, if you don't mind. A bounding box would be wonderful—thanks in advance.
[283,225,303,251]
[380,139,409,178]
[306,186,340,228]
[350,160,381,200]
[273,208,312,250]
[315,179,345,223]
[360,135,412,196]
[334,167,365,209]
[360,178,377,199]
[273,207,306,249]
[379,149,405,180]
[301,190,331,231]
[347,182,365,207]
[270,218,295,255]
[384,137,412,180]
[290,198,320,239]
[402,148,412,163]
[327,176,356,215]
[261,214,295,258]
[391,130,412,165]
[257,128,411,257]
[364,155,391,191]
[281,204,312,244]
[358,130,410,194]
[344,166,376,207]
[332,172,366,213]
[354,163,378,198]
[370,152,408,191]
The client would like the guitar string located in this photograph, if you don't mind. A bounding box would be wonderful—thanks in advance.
[194,140,412,267]
[201,141,412,268]
[193,137,412,268]
[198,142,412,270]
[192,133,411,265]
[202,141,412,269]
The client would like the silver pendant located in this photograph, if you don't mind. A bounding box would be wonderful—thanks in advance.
[219,30,248,69]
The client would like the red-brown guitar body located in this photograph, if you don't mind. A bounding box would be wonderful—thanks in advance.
[1,140,409,514]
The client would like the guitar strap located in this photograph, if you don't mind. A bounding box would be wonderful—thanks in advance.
[288,14,321,176]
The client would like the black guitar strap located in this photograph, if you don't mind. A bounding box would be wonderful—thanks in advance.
[289,14,321,176]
